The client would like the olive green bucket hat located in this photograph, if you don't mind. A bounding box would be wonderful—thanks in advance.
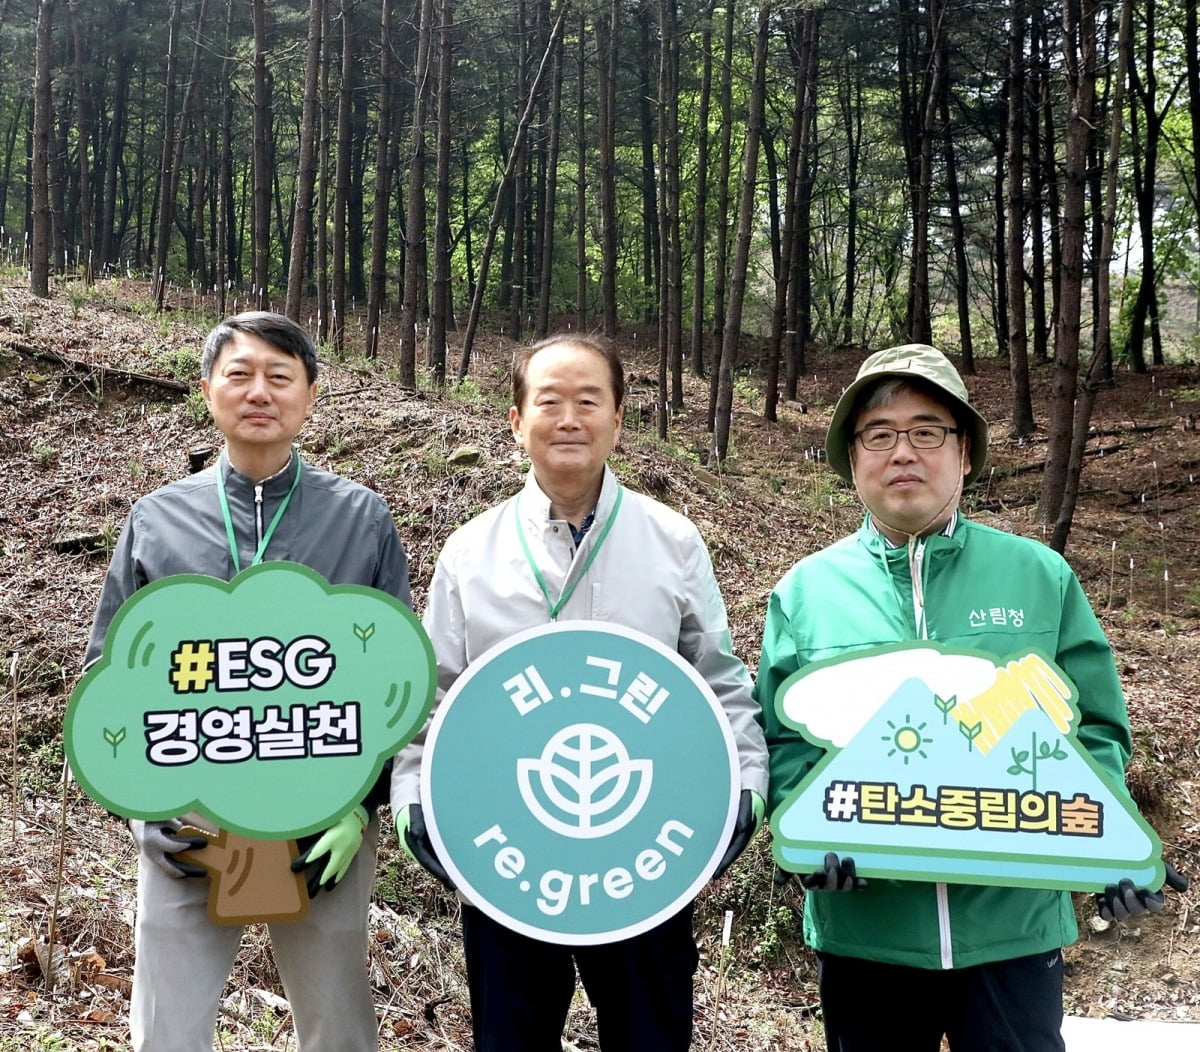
[825,344,989,485]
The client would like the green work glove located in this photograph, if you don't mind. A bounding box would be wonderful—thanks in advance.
[291,805,368,898]
[396,803,455,890]
[712,790,765,879]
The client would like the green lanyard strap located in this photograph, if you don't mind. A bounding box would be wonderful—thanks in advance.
[515,484,624,621]
[216,456,303,574]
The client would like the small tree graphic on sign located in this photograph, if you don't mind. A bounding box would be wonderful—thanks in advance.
[1006,733,1069,791]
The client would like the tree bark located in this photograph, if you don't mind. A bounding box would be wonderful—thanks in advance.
[1051,0,1133,554]
[711,8,767,467]
[366,0,396,359]
[1039,0,1099,523]
[286,0,325,321]
[689,0,716,378]
[30,0,56,299]
[1006,0,1034,435]
[251,0,272,308]
[456,3,566,379]
[535,18,562,339]
[594,0,619,335]
[706,0,735,430]
[399,0,434,385]
[429,0,455,384]
[331,0,356,352]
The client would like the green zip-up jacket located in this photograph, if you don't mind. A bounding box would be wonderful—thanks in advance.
[754,514,1133,970]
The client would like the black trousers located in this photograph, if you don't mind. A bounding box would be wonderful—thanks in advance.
[461,902,698,1052]
[817,950,1067,1052]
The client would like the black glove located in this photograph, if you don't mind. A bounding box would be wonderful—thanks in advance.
[129,819,209,879]
[1095,861,1188,922]
[712,790,764,879]
[397,804,456,890]
[800,851,868,892]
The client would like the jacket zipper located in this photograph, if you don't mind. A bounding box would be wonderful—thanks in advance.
[910,537,954,968]
[254,483,265,554]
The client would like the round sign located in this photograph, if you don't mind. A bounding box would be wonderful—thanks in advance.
[422,621,739,945]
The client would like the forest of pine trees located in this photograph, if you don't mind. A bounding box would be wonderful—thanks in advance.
[4,0,1200,516]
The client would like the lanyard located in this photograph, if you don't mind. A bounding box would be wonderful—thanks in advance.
[216,456,303,574]
[515,484,623,620]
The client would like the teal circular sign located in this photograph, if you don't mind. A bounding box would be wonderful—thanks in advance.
[423,621,738,945]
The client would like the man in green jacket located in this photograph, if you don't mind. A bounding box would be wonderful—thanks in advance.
[755,344,1185,1051]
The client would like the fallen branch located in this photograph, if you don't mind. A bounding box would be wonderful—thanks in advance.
[5,339,190,397]
[990,444,1126,477]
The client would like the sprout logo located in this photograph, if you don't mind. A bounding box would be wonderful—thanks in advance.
[423,621,739,944]
[517,722,652,839]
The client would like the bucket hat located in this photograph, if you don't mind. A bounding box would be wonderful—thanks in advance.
[825,344,989,485]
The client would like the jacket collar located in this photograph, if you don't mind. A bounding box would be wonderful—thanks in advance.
[520,464,619,525]
[218,447,299,498]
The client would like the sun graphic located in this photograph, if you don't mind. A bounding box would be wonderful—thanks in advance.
[882,715,933,764]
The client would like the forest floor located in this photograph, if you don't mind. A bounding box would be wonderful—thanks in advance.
[1,278,1198,1050]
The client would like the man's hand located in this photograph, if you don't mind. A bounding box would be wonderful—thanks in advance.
[291,806,369,898]
[396,804,455,890]
[712,790,765,879]
[129,819,209,879]
[1095,861,1189,922]
[800,852,868,892]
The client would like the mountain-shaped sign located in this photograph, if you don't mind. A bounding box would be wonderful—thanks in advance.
[771,642,1163,891]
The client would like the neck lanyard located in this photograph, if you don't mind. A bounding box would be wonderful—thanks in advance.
[216,455,303,574]
[515,484,623,620]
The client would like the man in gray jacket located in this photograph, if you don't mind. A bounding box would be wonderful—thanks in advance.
[392,333,767,1052]
[85,311,410,1051]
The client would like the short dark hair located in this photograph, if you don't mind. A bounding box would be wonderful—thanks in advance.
[200,311,319,385]
[851,376,968,436]
[512,333,625,411]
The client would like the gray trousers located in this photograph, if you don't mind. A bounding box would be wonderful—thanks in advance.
[130,818,380,1052]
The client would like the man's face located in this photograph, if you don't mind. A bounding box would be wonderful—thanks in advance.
[849,386,970,541]
[200,331,317,463]
[509,343,623,491]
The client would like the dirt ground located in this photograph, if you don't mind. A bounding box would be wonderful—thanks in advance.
[1,280,1197,1049]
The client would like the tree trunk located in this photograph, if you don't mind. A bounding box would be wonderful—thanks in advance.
[906,0,941,345]
[399,0,433,385]
[456,3,566,379]
[706,0,735,431]
[656,0,682,432]
[332,0,356,352]
[30,0,55,299]
[711,9,767,467]
[1051,0,1133,554]
[316,0,332,337]
[286,0,325,322]
[939,50,973,375]
[535,20,562,338]
[638,3,659,327]
[594,0,619,336]
[429,0,455,384]
[152,0,184,309]
[67,0,94,281]
[507,0,529,341]
[365,0,396,359]
[251,0,272,308]
[1039,0,1099,523]
[1187,2,1200,237]
[1122,0,1174,374]
[689,0,716,378]
[1007,0,1034,435]
[1027,7,1050,364]
[216,0,235,314]
[574,9,587,329]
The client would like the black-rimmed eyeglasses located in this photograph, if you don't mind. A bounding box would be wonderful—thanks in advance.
[854,424,961,452]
